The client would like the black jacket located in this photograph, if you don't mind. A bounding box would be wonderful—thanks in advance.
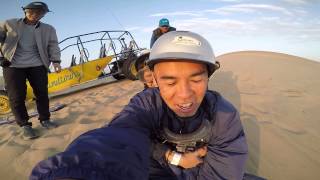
[30,88,248,180]
[150,27,176,48]
[110,88,248,179]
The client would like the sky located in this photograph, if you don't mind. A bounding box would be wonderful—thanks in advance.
[1,0,320,68]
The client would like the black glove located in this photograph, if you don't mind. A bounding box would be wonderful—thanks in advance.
[0,57,11,67]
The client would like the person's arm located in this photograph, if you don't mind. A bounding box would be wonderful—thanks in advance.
[0,21,7,54]
[47,26,61,72]
[183,109,248,180]
[0,21,12,67]
[151,141,174,171]
[30,127,150,180]
[151,28,167,48]
[31,91,158,180]
[150,31,157,48]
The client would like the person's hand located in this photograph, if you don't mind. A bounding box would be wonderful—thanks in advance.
[166,146,208,169]
[0,57,11,67]
[179,146,208,169]
[52,63,61,73]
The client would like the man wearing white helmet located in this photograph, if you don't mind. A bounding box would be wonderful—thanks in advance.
[145,31,247,179]
[31,31,248,180]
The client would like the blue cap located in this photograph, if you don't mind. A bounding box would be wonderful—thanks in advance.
[159,18,170,27]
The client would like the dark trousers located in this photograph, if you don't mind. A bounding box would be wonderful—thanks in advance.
[3,66,50,126]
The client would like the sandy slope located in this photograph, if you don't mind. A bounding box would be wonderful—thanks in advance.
[0,79,144,180]
[213,51,320,180]
[0,51,319,180]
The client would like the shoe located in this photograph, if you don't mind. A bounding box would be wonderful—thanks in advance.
[40,120,58,129]
[22,125,39,140]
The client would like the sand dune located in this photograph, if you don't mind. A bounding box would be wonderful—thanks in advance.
[0,51,319,180]
[213,51,320,180]
[0,78,144,179]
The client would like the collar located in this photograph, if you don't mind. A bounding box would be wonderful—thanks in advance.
[23,18,41,28]
[165,104,205,134]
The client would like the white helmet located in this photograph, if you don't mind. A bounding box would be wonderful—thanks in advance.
[148,31,219,76]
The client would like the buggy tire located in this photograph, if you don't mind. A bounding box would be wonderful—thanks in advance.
[112,73,126,80]
[110,63,126,80]
[122,57,138,81]
[0,91,11,115]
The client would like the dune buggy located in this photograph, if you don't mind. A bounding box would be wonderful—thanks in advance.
[0,30,146,115]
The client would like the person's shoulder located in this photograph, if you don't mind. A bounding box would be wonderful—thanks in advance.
[152,27,160,32]
[206,90,237,113]
[135,88,161,101]
[169,27,176,31]
[39,21,56,30]
[153,28,161,35]
[4,18,20,24]
[1,18,21,29]
[130,88,162,108]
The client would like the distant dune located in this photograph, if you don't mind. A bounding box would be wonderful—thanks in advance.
[212,51,320,180]
[0,51,319,180]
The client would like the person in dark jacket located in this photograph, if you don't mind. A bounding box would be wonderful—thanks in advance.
[0,1,61,140]
[30,31,248,180]
[150,18,176,48]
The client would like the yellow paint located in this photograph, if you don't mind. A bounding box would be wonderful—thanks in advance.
[26,56,113,100]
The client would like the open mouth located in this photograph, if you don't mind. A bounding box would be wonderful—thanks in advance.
[176,103,194,113]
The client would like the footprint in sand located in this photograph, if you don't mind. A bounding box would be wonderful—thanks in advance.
[255,119,273,124]
[79,118,93,124]
[0,126,20,143]
[281,89,304,97]
[274,122,306,135]
[30,136,67,150]
[240,112,273,124]
[102,95,119,103]
[240,91,259,95]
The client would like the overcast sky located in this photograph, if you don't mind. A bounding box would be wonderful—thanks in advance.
[1,0,320,67]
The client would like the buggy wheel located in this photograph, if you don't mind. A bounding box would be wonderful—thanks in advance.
[112,73,126,80]
[122,58,138,81]
[111,64,125,80]
[0,91,11,115]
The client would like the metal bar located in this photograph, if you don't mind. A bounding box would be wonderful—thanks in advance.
[59,30,130,44]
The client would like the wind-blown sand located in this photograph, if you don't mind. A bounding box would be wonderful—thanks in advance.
[0,51,319,180]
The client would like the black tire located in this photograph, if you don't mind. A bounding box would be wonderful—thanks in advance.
[112,73,126,80]
[122,56,138,81]
[0,91,11,115]
[111,63,125,80]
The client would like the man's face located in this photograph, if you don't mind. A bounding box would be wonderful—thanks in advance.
[153,61,208,117]
[159,26,169,33]
[25,9,45,24]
